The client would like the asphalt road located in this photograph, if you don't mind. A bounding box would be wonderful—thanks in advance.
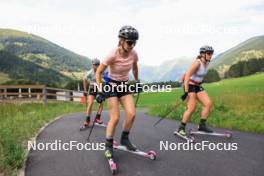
[25,110,264,176]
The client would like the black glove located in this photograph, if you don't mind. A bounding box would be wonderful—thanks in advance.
[83,92,88,97]
[181,92,188,101]
[134,80,143,93]
[96,92,106,103]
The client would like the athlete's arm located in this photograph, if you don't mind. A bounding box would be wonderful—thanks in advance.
[96,64,107,92]
[83,70,92,95]
[132,61,139,81]
[83,79,87,95]
[184,60,200,92]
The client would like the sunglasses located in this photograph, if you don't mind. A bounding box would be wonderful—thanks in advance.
[125,40,137,46]
[206,52,213,55]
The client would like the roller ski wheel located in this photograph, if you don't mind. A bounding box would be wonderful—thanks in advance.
[107,159,117,175]
[224,131,233,138]
[79,124,89,131]
[147,150,157,160]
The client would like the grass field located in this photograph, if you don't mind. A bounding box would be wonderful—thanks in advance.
[137,73,264,134]
[0,73,11,84]
[0,102,86,176]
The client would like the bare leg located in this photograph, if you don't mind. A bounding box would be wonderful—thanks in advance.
[197,91,213,132]
[119,94,137,151]
[106,97,120,138]
[197,91,212,119]
[120,94,136,131]
[86,95,94,116]
[181,93,197,123]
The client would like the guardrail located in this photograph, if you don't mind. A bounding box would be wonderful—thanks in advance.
[0,85,86,106]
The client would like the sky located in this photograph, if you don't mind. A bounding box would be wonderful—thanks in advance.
[0,0,264,66]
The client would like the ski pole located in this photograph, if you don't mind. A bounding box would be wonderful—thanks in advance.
[135,92,140,108]
[87,103,103,141]
[153,100,184,127]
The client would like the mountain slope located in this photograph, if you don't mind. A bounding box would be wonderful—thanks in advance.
[139,57,193,82]
[0,28,91,81]
[210,35,264,77]
[0,50,72,85]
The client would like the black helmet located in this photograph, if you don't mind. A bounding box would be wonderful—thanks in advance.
[118,25,139,40]
[91,58,100,65]
[200,45,214,54]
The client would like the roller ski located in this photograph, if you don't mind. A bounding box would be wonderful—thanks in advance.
[80,114,106,131]
[104,149,117,175]
[94,122,107,127]
[174,130,195,143]
[189,128,232,138]
[104,139,117,175]
[113,131,157,160]
[79,121,106,131]
[79,120,90,131]
[174,124,195,142]
[189,122,232,138]
[92,117,106,128]
[113,141,157,160]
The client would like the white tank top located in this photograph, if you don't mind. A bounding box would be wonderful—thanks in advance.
[190,59,208,83]
[84,69,96,84]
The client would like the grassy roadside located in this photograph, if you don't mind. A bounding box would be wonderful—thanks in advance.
[0,102,85,176]
[137,73,264,134]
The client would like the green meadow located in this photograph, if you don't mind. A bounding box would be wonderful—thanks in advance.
[138,73,264,134]
[0,102,85,175]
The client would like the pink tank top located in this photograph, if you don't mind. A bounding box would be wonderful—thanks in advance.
[102,47,138,81]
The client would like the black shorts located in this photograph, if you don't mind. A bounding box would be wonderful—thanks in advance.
[103,80,132,99]
[88,86,97,96]
[188,84,204,93]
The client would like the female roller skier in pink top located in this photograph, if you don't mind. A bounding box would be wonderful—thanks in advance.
[95,26,142,159]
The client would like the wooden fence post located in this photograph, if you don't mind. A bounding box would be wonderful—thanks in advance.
[19,88,22,98]
[28,88,32,98]
[4,88,7,98]
[42,85,48,106]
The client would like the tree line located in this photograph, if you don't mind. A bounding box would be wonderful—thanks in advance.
[225,58,264,78]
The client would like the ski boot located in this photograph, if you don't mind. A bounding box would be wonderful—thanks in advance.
[120,131,137,151]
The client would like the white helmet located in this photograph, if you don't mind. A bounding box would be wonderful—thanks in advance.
[91,58,100,65]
